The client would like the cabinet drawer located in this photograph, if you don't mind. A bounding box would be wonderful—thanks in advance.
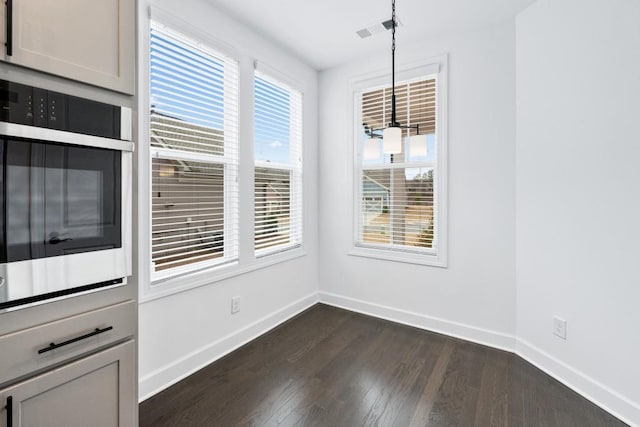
[0,300,135,386]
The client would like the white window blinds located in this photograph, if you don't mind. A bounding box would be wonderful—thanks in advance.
[357,77,438,254]
[254,71,303,255]
[150,23,239,278]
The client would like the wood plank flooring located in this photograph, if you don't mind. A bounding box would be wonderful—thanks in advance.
[139,304,627,426]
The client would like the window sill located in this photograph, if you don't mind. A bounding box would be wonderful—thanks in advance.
[140,248,307,304]
[348,245,447,268]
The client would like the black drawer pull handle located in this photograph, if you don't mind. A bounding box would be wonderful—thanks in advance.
[5,0,12,56]
[5,395,12,427]
[38,326,113,354]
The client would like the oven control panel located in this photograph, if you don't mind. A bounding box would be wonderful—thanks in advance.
[0,80,123,140]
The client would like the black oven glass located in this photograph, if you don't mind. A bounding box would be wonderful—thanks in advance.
[0,138,121,262]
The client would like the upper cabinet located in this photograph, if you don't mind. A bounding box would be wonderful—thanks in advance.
[0,0,135,95]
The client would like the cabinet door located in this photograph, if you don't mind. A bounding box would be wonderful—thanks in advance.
[0,0,135,94]
[0,340,135,427]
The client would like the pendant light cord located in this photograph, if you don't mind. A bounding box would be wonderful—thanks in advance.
[390,0,398,126]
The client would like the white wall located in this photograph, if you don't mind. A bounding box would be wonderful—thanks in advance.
[137,0,319,400]
[318,21,517,349]
[136,1,640,423]
[516,0,640,424]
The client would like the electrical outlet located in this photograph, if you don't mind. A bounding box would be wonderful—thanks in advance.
[231,296,240,314]
[553,316,567,340]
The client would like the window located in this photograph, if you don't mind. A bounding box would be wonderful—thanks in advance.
[149,23,239,279]
[254,71,303,256]
[354,72,446,266]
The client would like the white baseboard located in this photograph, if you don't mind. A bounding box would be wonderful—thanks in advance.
[517,339,640,427]
[318,291,517,352]
[138,292,318,402]
[318,291,639,426]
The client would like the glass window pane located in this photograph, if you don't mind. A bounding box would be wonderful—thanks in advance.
[360,167,434,249]
[151,158,224,272]
[254,75,291,164]
[150,29,224,131]
[255,167,291,250]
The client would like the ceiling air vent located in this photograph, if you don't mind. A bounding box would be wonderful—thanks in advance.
[356,17,402,39]
[356,28,372,39]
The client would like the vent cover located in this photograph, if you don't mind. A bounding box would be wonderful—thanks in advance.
[356,28,372,38]
[356,17,402,39]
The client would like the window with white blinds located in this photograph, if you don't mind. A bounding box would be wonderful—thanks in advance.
[254,71,303,256]
[356,77,439,256]
[150,22,239,278]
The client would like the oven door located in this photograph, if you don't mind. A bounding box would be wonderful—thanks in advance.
[0,135,131,309]
[43,142,122,257]
[2,138,122,260]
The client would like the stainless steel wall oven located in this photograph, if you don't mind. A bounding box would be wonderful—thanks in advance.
[0,80,133,310]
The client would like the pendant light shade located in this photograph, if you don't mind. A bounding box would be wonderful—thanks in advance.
[409,134,428,157]
[383,126,402,154]
[364,137,380,160]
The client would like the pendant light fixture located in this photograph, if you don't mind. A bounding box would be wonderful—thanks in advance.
[363,0,422,156]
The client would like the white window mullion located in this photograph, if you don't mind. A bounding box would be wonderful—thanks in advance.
[362,162,436,171]
[224,57,240,262]
[224,161,238,262]
[255,160,295,171]
[151,147,230,165]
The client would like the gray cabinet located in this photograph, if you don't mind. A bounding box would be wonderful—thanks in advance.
[0,340,136,427]
[0,301,137,426]
[0,0,135,94]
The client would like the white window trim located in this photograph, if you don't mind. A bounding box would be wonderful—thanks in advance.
[138,8,308,303]
[142,249,307,302]
[348,55,449,268]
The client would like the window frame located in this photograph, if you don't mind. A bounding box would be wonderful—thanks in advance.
[349,57,448,267]
[253,69,304,259]
[148,21,240,282]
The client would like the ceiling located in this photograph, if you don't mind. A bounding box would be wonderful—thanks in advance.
[209,0,536,70]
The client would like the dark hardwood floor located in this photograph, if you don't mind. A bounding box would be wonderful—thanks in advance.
[139,304,626,426]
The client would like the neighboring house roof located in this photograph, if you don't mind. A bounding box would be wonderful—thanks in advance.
[266,182,286,197]
[150,112,225,174]
[150,111,224,155]
[363,174,389,192]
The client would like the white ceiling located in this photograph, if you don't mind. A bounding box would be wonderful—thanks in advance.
[209,0,536,70]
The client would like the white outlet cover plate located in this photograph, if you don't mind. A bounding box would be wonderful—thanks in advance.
[231,296,240,314]
[553,316,567,340]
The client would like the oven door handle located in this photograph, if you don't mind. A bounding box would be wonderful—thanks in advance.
[48,232,73,245]
[49,236,73,245]
[0,122,135,152]
[49,236,72,244]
